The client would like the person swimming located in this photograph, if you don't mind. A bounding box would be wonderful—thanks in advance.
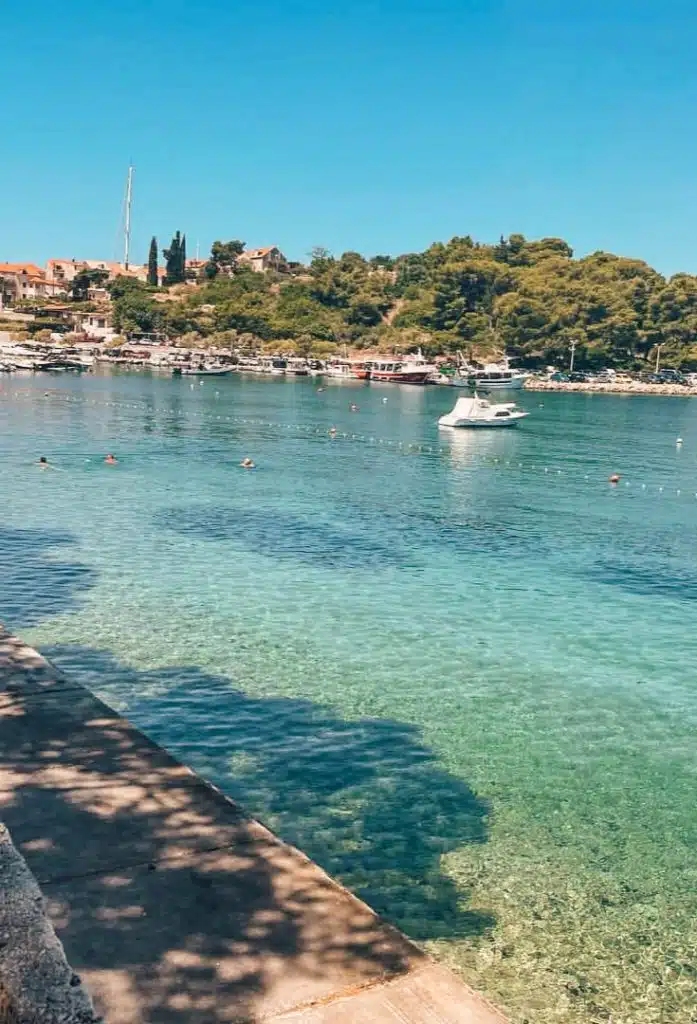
[38,456,49,470]
[609,472,621,485]
[240,457,255,469]
[104,454,118,465]
[329,426,337,436]
[349,403,359,412]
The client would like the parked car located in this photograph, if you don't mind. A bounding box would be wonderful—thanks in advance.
[656,369,686,384]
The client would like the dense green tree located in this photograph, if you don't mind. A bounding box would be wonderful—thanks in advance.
[204,240,246,279]
[69,268,109,301]
[112,289,162,334]
[147,237,159,287]
[163,231,186,286]
[134,230,697,369]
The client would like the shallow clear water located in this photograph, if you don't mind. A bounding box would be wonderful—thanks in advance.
[2,370,697,1023]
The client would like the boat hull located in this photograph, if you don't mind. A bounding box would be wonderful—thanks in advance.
[180,369,233,376]
[467,376,526,390]
[438,416,526,428]
[370,371,430,385]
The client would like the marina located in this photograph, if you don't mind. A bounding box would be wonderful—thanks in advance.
[1,371,696,1024]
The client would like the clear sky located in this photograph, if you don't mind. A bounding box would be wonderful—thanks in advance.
[4,0,697,274]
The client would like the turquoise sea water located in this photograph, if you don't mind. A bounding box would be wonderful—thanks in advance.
[2,370,697,1023]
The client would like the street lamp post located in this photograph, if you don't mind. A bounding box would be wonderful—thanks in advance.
[569,338,577,373]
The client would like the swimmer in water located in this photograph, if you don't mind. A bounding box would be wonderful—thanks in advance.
[240,457,255,469]
[329,426,337,437]
[350,403,358,412]
[38,456,50,470]
[104,454,118,465]
[609,473,621,485]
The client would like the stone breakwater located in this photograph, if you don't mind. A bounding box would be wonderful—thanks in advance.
[525,379,697,396]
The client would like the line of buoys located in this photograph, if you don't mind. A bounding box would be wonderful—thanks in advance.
[4,388,696,497]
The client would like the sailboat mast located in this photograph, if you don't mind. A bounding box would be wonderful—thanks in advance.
[123,166,134,270]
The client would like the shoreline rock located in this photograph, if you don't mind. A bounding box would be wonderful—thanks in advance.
[525,380,697,397]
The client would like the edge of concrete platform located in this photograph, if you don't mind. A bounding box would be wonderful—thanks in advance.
[0,825,101,1024]
[0,627,508,1023]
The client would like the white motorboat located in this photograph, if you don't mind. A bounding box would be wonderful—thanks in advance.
[465,356,528,390]
[285,358,310,376]
[259,357,287,375]
[438,393,529,428]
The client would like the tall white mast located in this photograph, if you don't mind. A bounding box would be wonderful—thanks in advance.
[124,165,134,270]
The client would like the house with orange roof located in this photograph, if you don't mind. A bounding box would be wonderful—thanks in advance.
[238,246,287,273]
[0,263,63,306]
[45,258,152,287]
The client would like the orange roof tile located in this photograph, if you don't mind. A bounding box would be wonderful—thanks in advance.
[0,263,45,277]
[243,246,278,258]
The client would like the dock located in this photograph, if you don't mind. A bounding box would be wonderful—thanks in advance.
[0,627,506,1024]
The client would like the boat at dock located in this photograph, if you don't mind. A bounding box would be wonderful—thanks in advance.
[368,351,435,385]
[465,356,528,390]
[438,393,529,428]
[285,358,310,376]
[178,364,234,376]
[259,356,287,375]
[324,359,370,380]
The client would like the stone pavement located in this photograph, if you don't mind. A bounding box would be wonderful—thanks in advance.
[0,628,506,1024]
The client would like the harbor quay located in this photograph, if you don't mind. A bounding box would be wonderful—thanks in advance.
[0,627,506,1024]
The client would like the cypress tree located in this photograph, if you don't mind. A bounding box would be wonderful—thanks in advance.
[147,236,159,287]
[163,231,183,286]
[180,234,187,281]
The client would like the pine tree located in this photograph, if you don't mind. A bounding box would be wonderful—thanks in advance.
[147,236,159,287]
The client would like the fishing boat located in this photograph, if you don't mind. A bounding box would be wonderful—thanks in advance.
[438,393,528,428]
[178,364,233,376]
[368,350,435,385]
[324,359,369,380]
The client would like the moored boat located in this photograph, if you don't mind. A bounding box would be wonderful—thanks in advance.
[179,364,233,376]
[324,359,369,380]
[368,351,436,385]
[466,356,528,390]
[285,358,310,376]
[438,393,529,428]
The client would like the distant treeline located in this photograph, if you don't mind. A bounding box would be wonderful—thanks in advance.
[108,235,697,369]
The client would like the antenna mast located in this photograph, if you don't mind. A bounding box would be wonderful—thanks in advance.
[123,165,134,269]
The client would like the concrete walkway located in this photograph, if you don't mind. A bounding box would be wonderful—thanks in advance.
[0,628,506,1024]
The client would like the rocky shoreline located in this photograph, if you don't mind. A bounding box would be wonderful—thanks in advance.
[525,379,697,397]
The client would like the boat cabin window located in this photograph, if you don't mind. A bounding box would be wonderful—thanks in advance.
[494,410,511,417]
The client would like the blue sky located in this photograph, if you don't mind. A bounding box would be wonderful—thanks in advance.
[3,0,697,274]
